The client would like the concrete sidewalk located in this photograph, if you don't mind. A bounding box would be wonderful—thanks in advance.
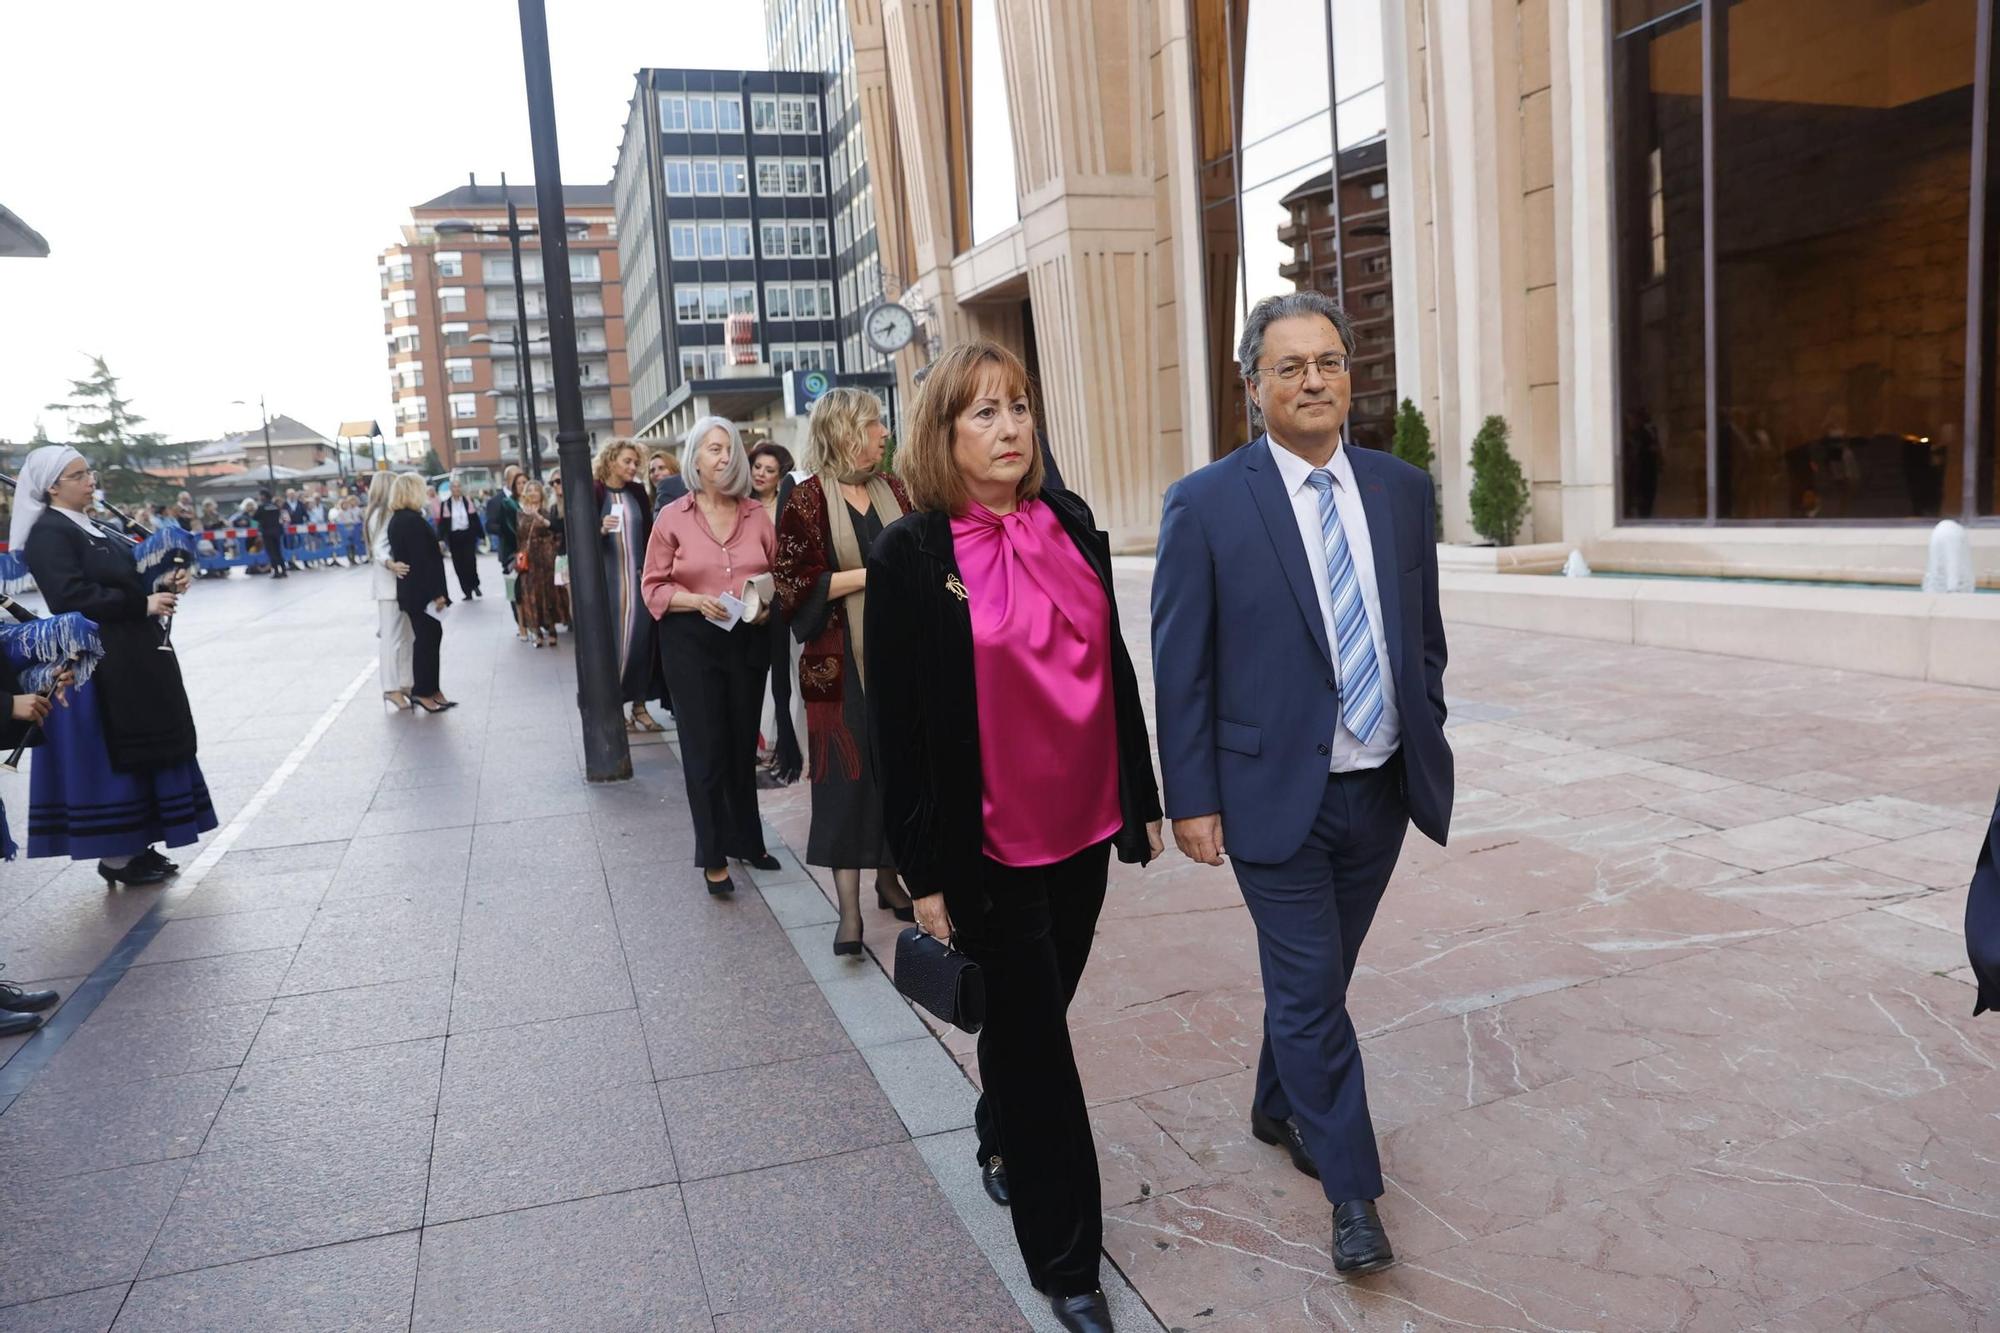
[0,565,1085,1331]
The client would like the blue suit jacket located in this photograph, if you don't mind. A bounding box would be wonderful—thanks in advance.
[1969,789,1999,1016]
[1152,438,1453,862]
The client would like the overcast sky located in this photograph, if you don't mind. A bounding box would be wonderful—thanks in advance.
[0,0,766,447]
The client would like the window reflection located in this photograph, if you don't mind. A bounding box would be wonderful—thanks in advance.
[1613,7,1706,518]
[1716,0,1974,519]
[968,0,1020,246]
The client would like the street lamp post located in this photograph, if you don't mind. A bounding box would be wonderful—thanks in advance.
[232,396,277,484]
[516,0,630,782]
[471,329,550,478]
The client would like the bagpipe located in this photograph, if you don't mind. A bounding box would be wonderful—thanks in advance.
[0,474,198,652]
[0,597,103,772]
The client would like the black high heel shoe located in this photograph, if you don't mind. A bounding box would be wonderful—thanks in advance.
[833,915,863,957]
[876,886,916,923]
[704,870,735,896]
[746,852,782,872]
[412,695,458,713]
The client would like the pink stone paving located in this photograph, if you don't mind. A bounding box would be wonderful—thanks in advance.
[760,568,2000,1332]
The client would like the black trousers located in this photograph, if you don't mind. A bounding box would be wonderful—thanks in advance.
[409,609,442,697]
[259,524,287,576]
[446,531,481,597]
[659,614,770,867]
[957,839,1111,1299]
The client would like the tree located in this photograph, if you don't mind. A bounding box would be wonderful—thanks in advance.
[1467,413,1530,546]
[1391,398,1440,528]
[418,447,444,476]
[44,355,167,503]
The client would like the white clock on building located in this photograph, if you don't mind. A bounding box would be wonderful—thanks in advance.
[863,301,917,355]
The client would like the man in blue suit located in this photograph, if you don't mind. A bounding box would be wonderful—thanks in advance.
[1152,290,1452,1274]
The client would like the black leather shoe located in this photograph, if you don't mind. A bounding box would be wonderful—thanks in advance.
[745,852,782,872]
[99,860,169,887]
[0,975,59,1013]
[980,1155,1011,1207]
[1332,1198,1395,1274]
[1250,1106,1320,1180]
[136,847,179,876]
[0,1010,41,1039]
[1050,1291,1113,1333]
[876,888,916,922]
[704,872,735,896]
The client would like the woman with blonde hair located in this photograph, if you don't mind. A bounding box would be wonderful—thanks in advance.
[515,480,561,648]
[592,438,661,730]
[364,471,413,708]
[648,447,687,513]
[642,416,782,893]
[386,471,455,713]
[864,342,1161,1332]
[773,389,914,954]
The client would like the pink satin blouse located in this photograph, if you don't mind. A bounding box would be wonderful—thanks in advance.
[951,498,1121,867]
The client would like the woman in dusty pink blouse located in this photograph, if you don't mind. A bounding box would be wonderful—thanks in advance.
[641,415,784,895]
[862,343,1162,1333]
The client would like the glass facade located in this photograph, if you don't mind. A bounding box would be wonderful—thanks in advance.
[1614,0,1993,522]
[1190,0,1390,454]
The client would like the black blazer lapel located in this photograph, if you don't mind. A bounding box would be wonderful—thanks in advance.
[1349,449,1406,688]
[1241,439,1334,668]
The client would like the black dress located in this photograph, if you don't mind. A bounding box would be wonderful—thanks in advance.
[801,501,893,868]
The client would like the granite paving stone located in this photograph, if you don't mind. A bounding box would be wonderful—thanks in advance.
[413,1188,708,1332]
[424,1081,676,1225]
[92,950,295,1020]
[0,1284,128,1333]
[203,1037,442,1153]
[140,1118,433,1278]
[438,1007,652,1113]
[245,976,453,1063]
[659,1050,906,1180]
[639,980,851,1080]
[27,1002,267,1094]
[113,1232,419,1332]
[0,1068,235,1184]
[681,1142,1020,1326]
[0,1159,188,1308]
[133,906,318,967]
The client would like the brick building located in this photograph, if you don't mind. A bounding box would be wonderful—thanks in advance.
[1277,135,1396,451]
[378,178,630,471]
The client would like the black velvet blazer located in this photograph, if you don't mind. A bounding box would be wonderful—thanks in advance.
[863,487,1162,916]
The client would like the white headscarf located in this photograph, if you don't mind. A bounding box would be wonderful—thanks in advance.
[11,445,83,551]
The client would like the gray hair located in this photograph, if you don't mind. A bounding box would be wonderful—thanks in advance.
[681,415,751,499]
[1236,290,1359,379]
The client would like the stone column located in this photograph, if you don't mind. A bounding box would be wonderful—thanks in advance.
[996,0,1178,546]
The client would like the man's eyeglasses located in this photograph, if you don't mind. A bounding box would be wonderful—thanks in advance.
[1249,354,1350,384]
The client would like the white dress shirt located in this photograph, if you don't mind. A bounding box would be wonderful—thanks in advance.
[1266,435,1401,772]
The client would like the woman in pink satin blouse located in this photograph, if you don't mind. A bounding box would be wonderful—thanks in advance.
[863,342,1162,1333]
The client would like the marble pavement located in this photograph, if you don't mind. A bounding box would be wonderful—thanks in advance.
[762,563,2000,1332]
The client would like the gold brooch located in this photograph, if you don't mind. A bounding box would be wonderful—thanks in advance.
[945,573,968,602]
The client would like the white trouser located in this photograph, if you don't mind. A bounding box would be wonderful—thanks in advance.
[377,598,414,692]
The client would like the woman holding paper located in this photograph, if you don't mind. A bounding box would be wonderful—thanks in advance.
[386,471,456,713]
[642,416,783,894]
[773,388,915,956]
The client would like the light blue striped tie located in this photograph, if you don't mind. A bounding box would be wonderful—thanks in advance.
[1306,469,1384,745]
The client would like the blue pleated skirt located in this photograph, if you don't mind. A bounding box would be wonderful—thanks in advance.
[26,677,217,860]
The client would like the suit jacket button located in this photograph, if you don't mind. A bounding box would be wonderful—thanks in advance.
[1317,743,1330,756]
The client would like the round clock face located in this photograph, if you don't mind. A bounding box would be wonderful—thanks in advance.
[865,302,917,354]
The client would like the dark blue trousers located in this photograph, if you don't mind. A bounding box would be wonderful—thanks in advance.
[1233,760,1408,1203]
